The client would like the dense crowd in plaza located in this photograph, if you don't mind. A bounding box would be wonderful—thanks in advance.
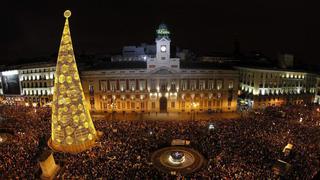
[0,104,319,179]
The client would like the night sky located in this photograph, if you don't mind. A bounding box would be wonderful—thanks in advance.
[4,0,320,66]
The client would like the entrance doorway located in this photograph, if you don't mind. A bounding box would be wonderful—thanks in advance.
[159,97,167,113]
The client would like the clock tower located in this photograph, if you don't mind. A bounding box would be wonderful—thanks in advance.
[156,23,171,61]
[147,23,179,71]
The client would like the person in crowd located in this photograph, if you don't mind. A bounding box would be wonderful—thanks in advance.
[0,104,319,179]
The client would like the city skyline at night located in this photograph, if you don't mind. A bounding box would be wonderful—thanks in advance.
[4,0,320,68]
[1,1,320,179]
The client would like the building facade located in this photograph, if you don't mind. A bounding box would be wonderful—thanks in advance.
[81,24,238,113]
[111,43,156,62]
[315,77,320,104]
[0,63,55,106]
[237,67,317,109]
[81,68,238,113]
[1,23,319,110]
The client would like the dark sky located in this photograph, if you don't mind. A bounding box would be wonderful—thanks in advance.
[3,0,320,66]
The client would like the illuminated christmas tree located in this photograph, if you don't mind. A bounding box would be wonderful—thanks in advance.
[48,10,97,153]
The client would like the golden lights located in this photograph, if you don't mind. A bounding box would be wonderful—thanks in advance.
[48,10,97,153]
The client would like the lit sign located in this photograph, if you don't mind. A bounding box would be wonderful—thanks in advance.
[157,29,170,35]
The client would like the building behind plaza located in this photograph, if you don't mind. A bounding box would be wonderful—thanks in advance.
[1,23,319,111]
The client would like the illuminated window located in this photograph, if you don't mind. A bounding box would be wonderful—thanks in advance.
[190,80,196,90]
[110,81,116,91]
[199,80,205,90]
[228,81,234,89]
[216,80,223,90]
[171,102,175,108]
[139,80,146,91]
[129,80,136,91]
[89,85,94,95]
[99,80,107,92]
[208,80,214,90]
[181,80,187,91]
[119,80,126,91]
[171,80,176,90]
[150,79,156,90]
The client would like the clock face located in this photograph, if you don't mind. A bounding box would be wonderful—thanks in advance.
[160,45,166,52]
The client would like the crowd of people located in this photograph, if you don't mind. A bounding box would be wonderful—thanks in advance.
[0,104,319,179]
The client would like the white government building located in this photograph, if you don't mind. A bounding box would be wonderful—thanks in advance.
[0,24,319,111]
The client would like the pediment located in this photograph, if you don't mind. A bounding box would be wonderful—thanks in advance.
[150,67,177,74]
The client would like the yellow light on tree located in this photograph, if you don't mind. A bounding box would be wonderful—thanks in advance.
[48,10,97,153]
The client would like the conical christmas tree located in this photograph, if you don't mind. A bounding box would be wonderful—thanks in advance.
[48,10,97,153]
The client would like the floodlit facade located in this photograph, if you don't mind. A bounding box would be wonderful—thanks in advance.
[81,68,239,113]
[81,24,238,113]
[237,67,317,109]
[48,10,97,153]
[20,64,55,106]
[0,64,55,106]
[0,17,319,111]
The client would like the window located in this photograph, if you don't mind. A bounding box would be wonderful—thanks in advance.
[89,85,94,95]
[199,80,205,90]
[99,80,107,92]
[190,80,196,90]
[171,102,175,108]
[129,80,136,91]
[171,80,176,90]
[139,80,146,91]
[181,80,187,91]
[103,103,108,109]
[216,80,223,90]
[152,102,156,109]
[119,80,126,91]
[150,79,156,90]
[161,57,166,60]
[110,81,116,91]
[117,102,121,109]
[228,81,234,89]
[208,80,214,90]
